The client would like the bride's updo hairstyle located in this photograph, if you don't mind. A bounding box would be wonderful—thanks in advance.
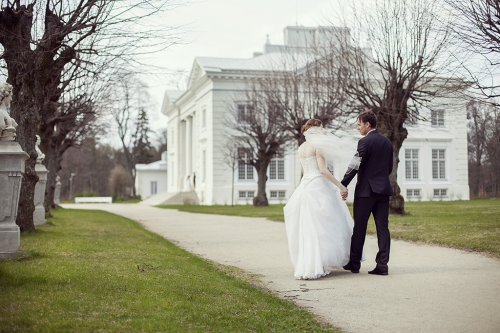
[301,119,322,134]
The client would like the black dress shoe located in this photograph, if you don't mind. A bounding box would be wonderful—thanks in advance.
[342,262,359,273]
[368,266,388,276]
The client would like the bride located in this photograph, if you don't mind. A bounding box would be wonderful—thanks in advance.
[284,119,359,280]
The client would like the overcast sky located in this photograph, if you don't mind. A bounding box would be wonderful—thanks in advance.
[145,0,336,125]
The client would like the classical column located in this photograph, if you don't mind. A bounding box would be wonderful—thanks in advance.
[0,82,29,258]
[186,116,192,176]
[179,120,186,191]
[33,135,48,226]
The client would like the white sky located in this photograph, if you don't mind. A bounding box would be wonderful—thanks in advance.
[145,0,336,126]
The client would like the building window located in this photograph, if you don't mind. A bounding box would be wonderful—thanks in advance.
[239,191,255,199]
[432,149,446,179]
[433,189,447,198]
[150,181,158,195]
[238,148,254,180]
[202,150,206,182]
[201,107,206,129]
[406,189,420,198]
[431,110,445,127]
[270,191,286,199]
[405,149,419,179]
[269,150,285,180]
[236,102,254,123]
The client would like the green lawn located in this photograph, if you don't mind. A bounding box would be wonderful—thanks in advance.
[160,199,500,258]
[0,209,339,333]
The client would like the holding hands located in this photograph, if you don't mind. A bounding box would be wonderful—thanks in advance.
[340,185,348,201]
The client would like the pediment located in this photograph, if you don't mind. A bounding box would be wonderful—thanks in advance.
[187,60,206,89]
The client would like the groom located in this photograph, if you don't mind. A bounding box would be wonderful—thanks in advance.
[340,110,394,276]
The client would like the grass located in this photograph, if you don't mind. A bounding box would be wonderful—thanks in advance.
[159,199,500,259]
[0,209,339,332]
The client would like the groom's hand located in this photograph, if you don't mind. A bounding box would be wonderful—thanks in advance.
[340,188,348,201]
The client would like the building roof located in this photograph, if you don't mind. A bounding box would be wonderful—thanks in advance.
[165,90,185,101]
[196,50,309,73]
[136,160,167,171]
[136,153,168,171]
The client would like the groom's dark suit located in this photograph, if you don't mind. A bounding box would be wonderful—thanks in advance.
[341,129,394,272]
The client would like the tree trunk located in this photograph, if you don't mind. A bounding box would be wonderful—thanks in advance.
[9,84,40,232]
[44,147,57,210]
[231,165,235,206]
[377,112,408,215]
[13,127,38,232]
[389,144,405,214]
[43,140,66,210]
[253,162,269,207]
[1,5,39,231]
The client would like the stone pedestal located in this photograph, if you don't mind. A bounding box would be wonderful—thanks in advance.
[0,141,29,258]
[33,163,48,226]
[54,177,61,206]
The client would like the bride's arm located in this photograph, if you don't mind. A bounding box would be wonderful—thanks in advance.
[316,150,347,192]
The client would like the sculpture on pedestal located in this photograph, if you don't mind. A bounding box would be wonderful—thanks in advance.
[54,175,61,206]
[0,82,17,141]
[33,135,48,225]
[35,135,45,163]
[0,82,29,258]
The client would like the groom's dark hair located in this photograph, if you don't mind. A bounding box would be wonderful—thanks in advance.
[358,110,377,128]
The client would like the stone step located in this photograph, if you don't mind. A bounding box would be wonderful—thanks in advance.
[139,191,199,206]
[162,191,199,205]
[139,192,177,206]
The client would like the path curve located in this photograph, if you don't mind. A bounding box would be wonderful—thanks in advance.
[62,204,500,333]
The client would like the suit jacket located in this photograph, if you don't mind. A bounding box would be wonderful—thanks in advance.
[341,129,394,197]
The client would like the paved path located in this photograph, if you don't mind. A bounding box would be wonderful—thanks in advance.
[62,204,500,333]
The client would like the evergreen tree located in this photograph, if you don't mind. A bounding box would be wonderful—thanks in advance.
[133,108,154,165]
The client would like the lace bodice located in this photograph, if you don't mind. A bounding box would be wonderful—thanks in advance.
[301,156,322,178]
[299,142,322,179]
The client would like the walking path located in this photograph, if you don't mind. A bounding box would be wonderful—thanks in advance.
[62,204,500,333]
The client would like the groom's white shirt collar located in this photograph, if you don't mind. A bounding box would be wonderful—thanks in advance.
[366,129,376,135]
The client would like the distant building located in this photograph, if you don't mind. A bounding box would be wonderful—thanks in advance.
[160,26,469,205]
[135,152,168,200]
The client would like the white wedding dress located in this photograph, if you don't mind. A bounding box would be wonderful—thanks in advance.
[284,142,354,280]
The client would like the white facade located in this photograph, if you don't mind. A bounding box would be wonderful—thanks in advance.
[398,104,469,201]
[161,26,469,205]
[135,152,168,200]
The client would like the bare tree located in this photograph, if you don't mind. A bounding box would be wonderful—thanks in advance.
[328,0,464,214]
[41,74,109,210]
[0,0,182,231]
[256,44,351,146]
[467,100,491,197]
[484,105,500,196]
[59,138,118,199]
[221,143,238,206]
[227,78,295,206]
[445,0,500,98]
[109,164,133,200]
[111,72,154,197]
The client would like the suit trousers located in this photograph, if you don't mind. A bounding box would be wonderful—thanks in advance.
[350,192,391,271]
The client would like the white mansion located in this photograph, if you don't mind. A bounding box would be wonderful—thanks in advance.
[160,26,469,205]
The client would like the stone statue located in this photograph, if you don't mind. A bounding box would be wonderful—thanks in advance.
[35,135,45,164]
[0,83,17,142]
[54,175,61,206]
[34,134,47,225]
